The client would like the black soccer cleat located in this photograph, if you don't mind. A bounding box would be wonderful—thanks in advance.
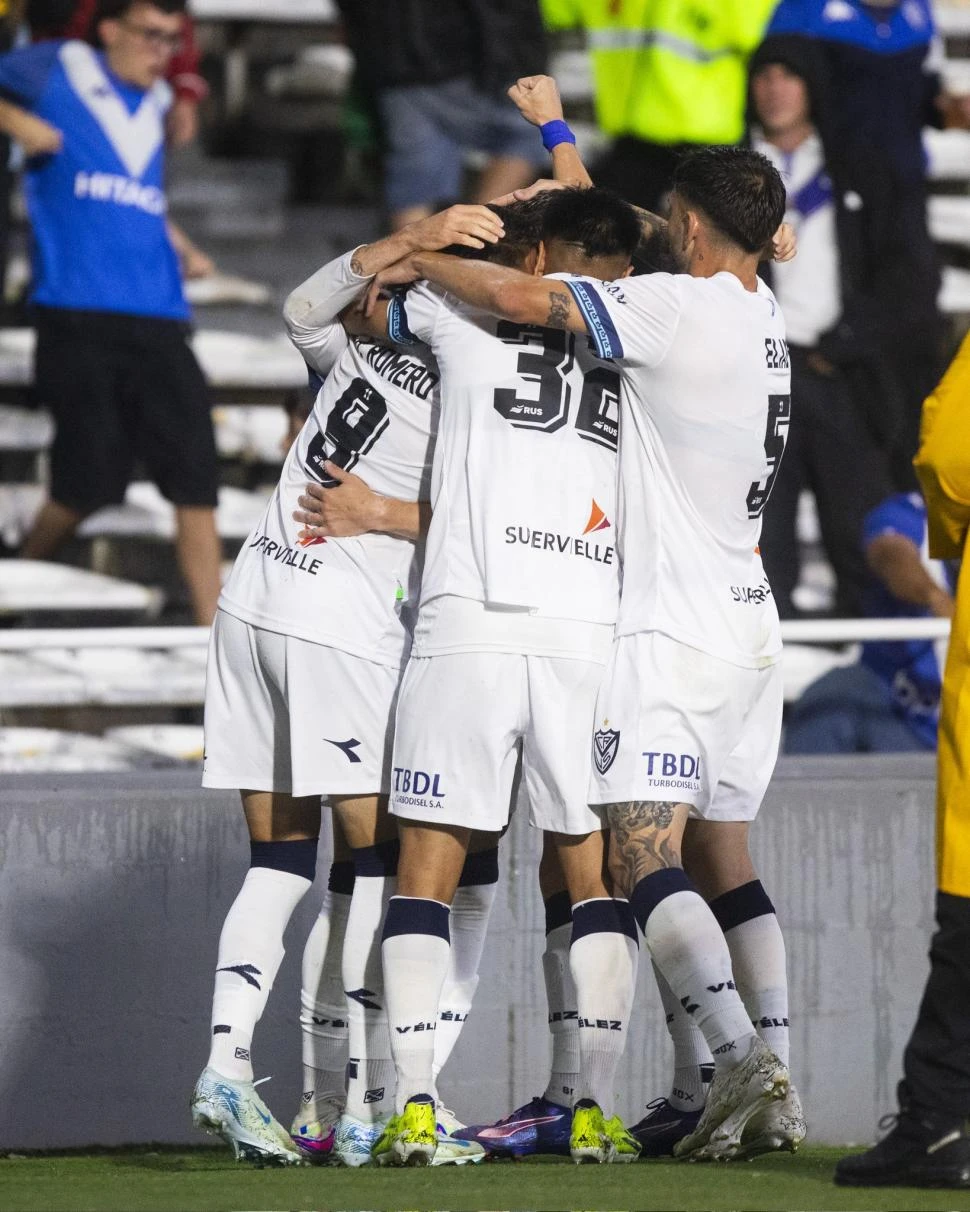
[834,1106,970,1189]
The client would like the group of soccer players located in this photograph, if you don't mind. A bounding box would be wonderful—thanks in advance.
[190,74,807,1169]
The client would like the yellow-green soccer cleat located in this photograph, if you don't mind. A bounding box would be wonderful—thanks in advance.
[373,1095,438,1167]
[604,1113,641,1163]
[571,1099,612,1164]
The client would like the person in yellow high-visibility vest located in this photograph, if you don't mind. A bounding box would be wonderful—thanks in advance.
[835,334,970,1188]
[542,0,775,210]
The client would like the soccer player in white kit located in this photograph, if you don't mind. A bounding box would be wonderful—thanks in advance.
[343,187,646,1166]
[190,204,504,1167]
[374,145,805,1162]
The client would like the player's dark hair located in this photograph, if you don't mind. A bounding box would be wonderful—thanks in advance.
[672,146,786,255]
[441,196,550,268]
[540,187,641,261]
[96,0,187,21]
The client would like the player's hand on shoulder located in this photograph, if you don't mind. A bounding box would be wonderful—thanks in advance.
[407,204,505,253]
[507,74,563,126]
[771,222,797,264]
[292,463,382,538]
[17,114,63,158]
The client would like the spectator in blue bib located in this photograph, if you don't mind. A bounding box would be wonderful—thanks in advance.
[0,0,221,623]
[785,492,957,754]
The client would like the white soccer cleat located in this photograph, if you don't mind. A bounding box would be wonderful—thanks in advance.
[332,1111,389,1167]
[290,1091,343,1162]
[190,1067,303,1167]
[673,1038,789,1162]
[734,1082,807,1160]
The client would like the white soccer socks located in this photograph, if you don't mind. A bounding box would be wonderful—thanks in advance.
[710,881,790,1067]
[433,846,499,1085]
[652,962,715,1112]
[381,895,451,1112]
[632,871,757,1072]
[542,891,580,1106]
[209,839,317,1081]
[343,841,399,1122]
[298,860,353,1114]
[569,897,639,1111]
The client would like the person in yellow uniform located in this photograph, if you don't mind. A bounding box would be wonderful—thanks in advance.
[541,0,775,211]
[835,334,970,1189]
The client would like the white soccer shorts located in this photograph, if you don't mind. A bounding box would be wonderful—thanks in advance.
[389,651,607,835]
[589,631,783,821]
[202,609,402,797]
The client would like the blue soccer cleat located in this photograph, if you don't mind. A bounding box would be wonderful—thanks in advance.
[452,1095,571,1158]
[629,1098,703,1157]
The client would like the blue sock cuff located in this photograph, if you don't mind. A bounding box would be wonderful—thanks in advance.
[630,868,694,934]
[571,897,639,944]
[250,838,318,883]
[381,896,450,943]
[544,889,572,935]
[709,880,775,933]
[352,838,400,878]
[458,845,499,887]
[327,859,355,895]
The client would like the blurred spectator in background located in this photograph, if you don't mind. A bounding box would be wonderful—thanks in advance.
[0,0,222,624]
[748,35,892,619]
[767,0,970,491]
[28,0,207,144]
[785,491,955,755]
[0,0,23,304]
[835,335,970,1191]
[337,0,548,229]
[541,0,775,212]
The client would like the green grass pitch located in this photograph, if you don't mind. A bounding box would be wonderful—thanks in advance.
[2,1147,970,1212]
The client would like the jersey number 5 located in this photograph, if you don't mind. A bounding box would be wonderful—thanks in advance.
[747,393,791,518]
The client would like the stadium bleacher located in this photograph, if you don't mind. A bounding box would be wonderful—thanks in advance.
[1,3,969,768]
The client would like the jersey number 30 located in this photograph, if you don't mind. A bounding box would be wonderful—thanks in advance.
[747,393,791,519]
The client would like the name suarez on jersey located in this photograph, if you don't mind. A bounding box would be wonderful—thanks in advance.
[74,171,166,215]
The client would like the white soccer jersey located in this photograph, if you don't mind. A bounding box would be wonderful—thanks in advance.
[390,280,621,637]
[564,271,790,668]
[219,252,440,666]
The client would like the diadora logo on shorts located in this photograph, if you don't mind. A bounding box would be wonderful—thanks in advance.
[392,767,446,810]
[325,737,362,763]
[642,751,702,792]
[504,499,614,564]
[593,723,620,774]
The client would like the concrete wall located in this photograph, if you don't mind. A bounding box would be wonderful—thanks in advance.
[0,756,938,1149]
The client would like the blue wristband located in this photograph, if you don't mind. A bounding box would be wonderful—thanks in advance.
[540,119,576,152]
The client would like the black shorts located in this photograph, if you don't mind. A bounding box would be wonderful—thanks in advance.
[33,306,219,512]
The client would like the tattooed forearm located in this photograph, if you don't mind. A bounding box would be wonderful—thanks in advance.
[546,289,571,329]
[631,205,667,237]
[604,801,684,894]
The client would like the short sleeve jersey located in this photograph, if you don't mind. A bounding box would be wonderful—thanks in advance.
[860,492,955,748]
[219,311,439,666]
[564,271,790,668]
[391,279,621,627]
[0,41,185,318]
